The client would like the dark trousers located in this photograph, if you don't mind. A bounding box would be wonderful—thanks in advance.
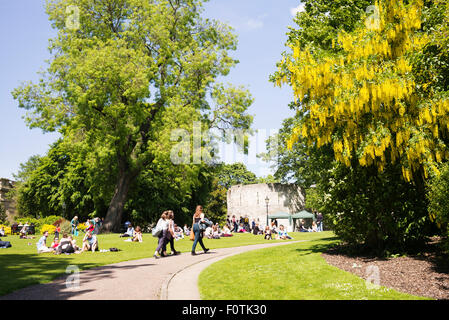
[162,229,176,253]
[191,223,207,252]
[156,231,165,253]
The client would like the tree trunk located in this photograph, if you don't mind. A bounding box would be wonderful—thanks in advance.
[101,165,135,233]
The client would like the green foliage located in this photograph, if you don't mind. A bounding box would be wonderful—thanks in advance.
[60,220,72,235]
[14,140,110,221]
[304,187,325,212]
[260,117,335,188]
[287,0,372,51]
[203,178,228,226]
[322,163,432,255]
[427,161,449,251]
[215,162,259,189]
[15,215,64,233]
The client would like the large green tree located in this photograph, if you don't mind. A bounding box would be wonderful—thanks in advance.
[13,0,253,232]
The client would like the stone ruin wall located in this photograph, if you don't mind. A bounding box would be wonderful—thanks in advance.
[227,183,305,229]
[0,178,17,223]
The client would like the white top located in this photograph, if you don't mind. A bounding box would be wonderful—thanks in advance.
[156,218,169,231]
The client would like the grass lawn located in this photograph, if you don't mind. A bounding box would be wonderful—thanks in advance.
[0,231,299,296]
[198,231,431,300]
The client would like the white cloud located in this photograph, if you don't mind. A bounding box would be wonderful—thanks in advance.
[290,3,305,16]
[247,18,264,29]
[246,14,268,30]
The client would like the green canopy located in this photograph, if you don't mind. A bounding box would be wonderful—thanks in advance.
[291,210,316,220]
[268,212,292,223]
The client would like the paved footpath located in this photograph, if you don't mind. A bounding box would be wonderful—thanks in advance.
[2,240,305,300]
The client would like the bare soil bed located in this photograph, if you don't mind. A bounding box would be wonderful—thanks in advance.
[321,239,449,300]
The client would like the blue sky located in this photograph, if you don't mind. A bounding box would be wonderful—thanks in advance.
[0,0,304,180]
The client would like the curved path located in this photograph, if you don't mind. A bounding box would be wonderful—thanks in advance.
[2,240,305,300]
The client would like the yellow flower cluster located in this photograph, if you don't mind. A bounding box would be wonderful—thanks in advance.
[0,225,11,235]
[276,0,449,182]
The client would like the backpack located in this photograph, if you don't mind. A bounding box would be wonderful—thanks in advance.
[0,239,12,248]
[199,218,213,231]
[152,218,165,237]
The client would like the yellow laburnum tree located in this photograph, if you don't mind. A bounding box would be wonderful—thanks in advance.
[276,0,449,182]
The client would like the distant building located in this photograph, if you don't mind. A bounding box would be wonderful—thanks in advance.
[227,183,305,232]
[0,178,17,223]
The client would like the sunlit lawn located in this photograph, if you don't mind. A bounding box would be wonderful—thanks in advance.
[0,231,303,296]
[198,232,431,300]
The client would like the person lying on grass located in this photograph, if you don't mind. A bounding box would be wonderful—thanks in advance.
[82,231,98,252]
[276,225,293,240]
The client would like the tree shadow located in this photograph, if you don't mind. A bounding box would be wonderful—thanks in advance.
[0,253,156,299]
[318,237,449,275]
[294,236,340,256]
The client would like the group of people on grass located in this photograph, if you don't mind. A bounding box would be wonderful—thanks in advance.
[32,208,324,256]
[36,230,98,254]
[70,216,102,236]
[119,223,143,242]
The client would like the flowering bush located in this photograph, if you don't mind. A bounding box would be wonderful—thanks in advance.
[0,225,11,235]
[40,224,56,235]
[77,223,86,232]
[60,220,72,235]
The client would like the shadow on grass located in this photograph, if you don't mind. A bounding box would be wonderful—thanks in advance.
[0,254,155,299]
[294,236,340,256]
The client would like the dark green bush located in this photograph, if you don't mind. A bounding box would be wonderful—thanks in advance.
[427,162,449,252]
[321,163,433,255]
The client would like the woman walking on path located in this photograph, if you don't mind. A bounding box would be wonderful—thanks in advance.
[153,212,169,259]
[161,210,180,255]
[191,205,209,256]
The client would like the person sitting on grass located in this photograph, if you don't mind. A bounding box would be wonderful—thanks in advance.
[183,224,190,236]
[68,235,81,252]
[19,222,30,238]
[299,219,310,232]
[212,224,221,239]
[204,225,214,239]
[264,226,272,240]
[132,226,143,242]
[221,224,233,237]
[55,233,74,254]
[36,231,53,253]
[51,237,60,249]
[237,223,246,233]
[82,231,98,252]
[174,224,184,240]
[120,223,134,237]
[276,225,293,240]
